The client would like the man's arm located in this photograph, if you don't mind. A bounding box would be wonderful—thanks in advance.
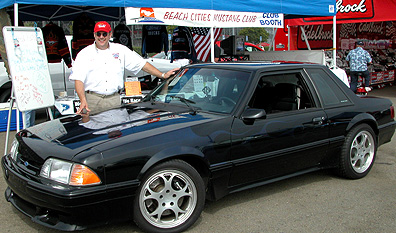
[141,62,179,80]
[75,80,90,114]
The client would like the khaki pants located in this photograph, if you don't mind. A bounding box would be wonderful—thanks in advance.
[85,92,121,115]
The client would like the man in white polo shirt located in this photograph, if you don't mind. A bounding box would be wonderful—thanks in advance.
[70,21,178,114]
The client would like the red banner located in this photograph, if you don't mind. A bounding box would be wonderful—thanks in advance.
[297,25,334,49]
[301,0,374,23]
[296,21,396,50]
[287,0,396,26]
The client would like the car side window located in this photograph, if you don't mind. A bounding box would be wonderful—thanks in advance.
[248,72,314,114]
[306,68,350,107]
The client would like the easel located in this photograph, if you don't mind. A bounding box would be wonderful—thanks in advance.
[4,86,54,156]
[3,26,56,156]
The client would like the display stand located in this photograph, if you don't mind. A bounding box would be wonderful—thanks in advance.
[54,94,147,116]
[2,26,55,155]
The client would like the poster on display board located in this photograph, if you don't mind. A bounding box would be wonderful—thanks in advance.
[2,26,55,112]
[125,7,284,28]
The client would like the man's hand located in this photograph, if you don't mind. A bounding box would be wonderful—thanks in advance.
[77,99,90,114]
[142,63,180,80]
[74,80,91,114]
[163,68,180,79]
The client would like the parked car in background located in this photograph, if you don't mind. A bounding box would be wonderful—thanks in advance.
[0,54,12,102]
[245,42,264,52]
[2,62,395,232]
[215,40,265,53]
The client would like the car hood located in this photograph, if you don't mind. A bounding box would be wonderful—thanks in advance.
[20,104,224,161]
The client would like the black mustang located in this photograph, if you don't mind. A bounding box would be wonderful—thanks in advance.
[2,63,396,232]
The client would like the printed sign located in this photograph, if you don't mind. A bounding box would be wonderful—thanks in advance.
[297,24,334,49]
[300,0,375,23]
[126,7,284,28]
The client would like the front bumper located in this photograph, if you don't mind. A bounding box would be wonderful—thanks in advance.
[2,156,139,231]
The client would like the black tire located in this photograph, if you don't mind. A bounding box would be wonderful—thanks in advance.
[133,160,205,233]
[0,88,11,103]
[337,124,377,179]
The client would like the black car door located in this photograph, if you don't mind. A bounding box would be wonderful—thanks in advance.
[228,70,330,188]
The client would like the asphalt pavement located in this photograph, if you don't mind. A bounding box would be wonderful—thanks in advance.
[1,85,395,233]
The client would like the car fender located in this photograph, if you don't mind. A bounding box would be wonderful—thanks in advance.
[0,62,12,93]
[346,112,379,135]
[138,145,210,179]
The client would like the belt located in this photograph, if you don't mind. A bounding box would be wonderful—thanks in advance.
[86,90,120,98]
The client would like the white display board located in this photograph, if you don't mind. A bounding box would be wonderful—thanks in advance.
[2,26,54,111]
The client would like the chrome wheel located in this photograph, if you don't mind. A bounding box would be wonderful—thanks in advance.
[139,169,197,229]
[349,130,375,174]
[337,124,377,179]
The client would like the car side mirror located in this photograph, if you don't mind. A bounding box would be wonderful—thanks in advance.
[241,108,267,125]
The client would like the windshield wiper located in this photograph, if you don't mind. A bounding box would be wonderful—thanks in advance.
[171,96,198,115]
[142,93,156,105]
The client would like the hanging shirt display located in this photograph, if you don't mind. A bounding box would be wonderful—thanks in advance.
[71,13,94,60]
[141,25,168,57]
[170,26,197,63]
[113,23,133,51]
[42,23,72,68]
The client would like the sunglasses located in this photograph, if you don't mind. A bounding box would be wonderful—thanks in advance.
[96,32,108,37]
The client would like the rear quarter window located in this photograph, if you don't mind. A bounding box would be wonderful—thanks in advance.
[306,68,350,107]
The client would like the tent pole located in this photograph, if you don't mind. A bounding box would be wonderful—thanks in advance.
[287,25,290,51]
[210,27,215,63]
[332,15,337,67]
[268,28,277,51]
[300,26,311,50]
[14,3,18,26]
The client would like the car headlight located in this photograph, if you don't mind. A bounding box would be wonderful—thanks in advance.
[9,139,19,161]
[40,158,101,186]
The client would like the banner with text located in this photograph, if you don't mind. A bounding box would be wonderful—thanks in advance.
[125,7,284,28]
[296,21,396,50]
[287,0,396,26]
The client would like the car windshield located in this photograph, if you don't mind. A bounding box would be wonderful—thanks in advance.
[145,67,251,114]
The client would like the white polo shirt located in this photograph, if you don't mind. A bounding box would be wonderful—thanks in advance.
[69,42,146,95]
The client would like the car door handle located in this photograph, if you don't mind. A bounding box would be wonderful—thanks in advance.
[312,116,325,125]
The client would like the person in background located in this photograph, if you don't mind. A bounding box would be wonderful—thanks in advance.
[69,21,179,115]
[214,44,222,62]
[24,110,35,128]
[346,41,372,93]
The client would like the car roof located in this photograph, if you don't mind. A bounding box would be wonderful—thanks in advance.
[186,62,325,72]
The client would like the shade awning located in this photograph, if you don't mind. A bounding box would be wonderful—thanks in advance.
[1,0,336,22]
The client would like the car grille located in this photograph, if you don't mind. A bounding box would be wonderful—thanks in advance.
[11,141,43,179]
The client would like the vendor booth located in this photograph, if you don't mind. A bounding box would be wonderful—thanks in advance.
[286,0,396,87]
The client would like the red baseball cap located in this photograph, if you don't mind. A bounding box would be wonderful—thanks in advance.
[94,21,111,33]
